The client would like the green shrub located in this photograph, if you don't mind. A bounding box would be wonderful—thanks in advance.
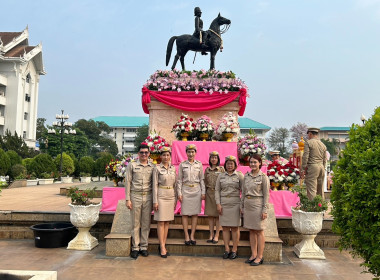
[29,153,56,178]
[94,152,113,177]
[331,107,380,278]
[22,158,33,174]
[6,150,21,166]
[10,164,27,180]
[0,148,11,176]
[78,156,95,176]
[54,152,75,176]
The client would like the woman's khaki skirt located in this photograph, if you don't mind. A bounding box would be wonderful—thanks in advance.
[243,197,266,230]
[205,188,218,217]
[219,196,241,227]
[181,184,201,216]
[154,187,175,222]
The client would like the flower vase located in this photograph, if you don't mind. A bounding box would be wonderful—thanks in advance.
[181,132,190,141]
[113,178,122,187]
[199,133,209,141]
[150,153,160,165]
[279,183,285,191]
[271,182,279,191]
[287,183,295,191]
[223,132,234,142]
[291,208,325,259]
[67,203,101,251]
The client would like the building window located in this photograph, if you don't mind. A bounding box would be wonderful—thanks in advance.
[26,73,31,83]
[25,93,31,102]
[114,133,116,138]
[24,112,28,120]
[23,131,26,139]
[126,128,136,133]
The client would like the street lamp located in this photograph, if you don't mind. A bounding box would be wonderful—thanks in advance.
[360,114,366,125]
[48,110,76,179]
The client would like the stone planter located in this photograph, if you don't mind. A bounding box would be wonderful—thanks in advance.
[61,177,73,184]
[80,177,91,183]
[291,207,325,259]
[38,178,54,185]
[67,202,102,250]
[27,179,38,186]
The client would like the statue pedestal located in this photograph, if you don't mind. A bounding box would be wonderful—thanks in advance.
[148,97,240,144]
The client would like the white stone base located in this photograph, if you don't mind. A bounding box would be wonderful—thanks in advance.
[0,270,57,280]
[294,234,326,259]
[80,177,91,183]
[67,227,98,251]
[38,179,54,185]
[61,177,73,183]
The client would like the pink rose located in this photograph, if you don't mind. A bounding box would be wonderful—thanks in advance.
[318,203,322,207]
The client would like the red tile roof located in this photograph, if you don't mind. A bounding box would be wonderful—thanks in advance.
[0,32,23,46]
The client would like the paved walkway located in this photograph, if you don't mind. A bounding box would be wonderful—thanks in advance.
[0,240,372,280]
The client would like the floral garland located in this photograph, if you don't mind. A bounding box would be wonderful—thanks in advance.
[194,115,214,139]
[282,162,300,184]
[267,161,286,184]
[171,113,196,140]
[141,132,170,154]
[143,69,248,94]
[237,133,267,158]
[216,112,240,135]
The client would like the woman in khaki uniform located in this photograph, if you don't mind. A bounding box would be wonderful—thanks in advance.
[241,154,269,266]
[177,144,205,245]
[215,155,244,259]
[153,147,176,258]
[204,151,224,244]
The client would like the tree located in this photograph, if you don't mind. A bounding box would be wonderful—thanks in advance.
[0,148,11,176]
[78,156,95,176]
[0,130,38,158]
[331,107,380,278]
[94,152,113,177]
[10,164,27,179]
[5,150,22,166]
[29,153,56,178]
[134,124,149,152]
[36,117,47,140]
[266,127,290,157]
[54,152,75,176]
[321,138,340,159]
[289,122,308,142]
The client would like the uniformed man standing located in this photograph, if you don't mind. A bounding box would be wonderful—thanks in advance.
[301,128,327,200]
[125,144,154,259]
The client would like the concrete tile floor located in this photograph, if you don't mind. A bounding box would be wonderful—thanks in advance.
[0,240,373,280]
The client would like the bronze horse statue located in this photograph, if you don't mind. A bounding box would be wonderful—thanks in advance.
[166,13,231,70]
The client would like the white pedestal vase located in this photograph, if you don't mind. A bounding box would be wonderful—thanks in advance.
[291,208,326,259]
[80,177,91,183]
[61,176,73,184]
[67,203,101,251]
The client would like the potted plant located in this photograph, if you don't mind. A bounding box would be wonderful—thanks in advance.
[283,162,300,190]
[237,130,267,165]
[66,186,101,250]
[216,112,240,142]
[142,132,170,164]
[194,115,214,141]
[267,162,286,190]
[291,185,328,259]
[26,172,38,186]
[80,172,92,183]
[55,152,75,183]
[105,159,124,186]
[171,113,196,141]
[38,172,55,185]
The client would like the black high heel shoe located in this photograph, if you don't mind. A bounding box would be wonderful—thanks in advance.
[245,257,256,264]
[158,245,167,258]
[250,257,264,266]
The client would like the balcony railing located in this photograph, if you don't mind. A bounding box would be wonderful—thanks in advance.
[0,95,5,106]
[0,116,4,126]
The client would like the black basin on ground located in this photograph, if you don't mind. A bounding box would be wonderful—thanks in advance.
[30,222,77,248]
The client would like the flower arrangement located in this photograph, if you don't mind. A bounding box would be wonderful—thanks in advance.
[67,186,97,206]
[291,185,328,212]
[267,161,286,184]
[143,69,248,94]
[115,155,135,178]
[105,159,123,183]
[283,162,300,184]
[237,131,267,159]
[171,113,196,140]
[194,115,214,140]
[216,112,240,136]
[141,132,170,154]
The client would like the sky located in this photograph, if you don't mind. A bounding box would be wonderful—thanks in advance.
[2,0,380,130]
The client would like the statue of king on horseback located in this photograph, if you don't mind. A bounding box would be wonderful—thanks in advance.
[166,7,231,70]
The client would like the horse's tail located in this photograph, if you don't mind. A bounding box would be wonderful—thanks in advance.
[166,36,177,66]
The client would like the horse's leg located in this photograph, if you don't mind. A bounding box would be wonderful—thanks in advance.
[180,50,188,71]
[171,53,180,70]
[210,51,216,70]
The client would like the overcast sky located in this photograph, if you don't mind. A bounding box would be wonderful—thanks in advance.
[2,0,380,130]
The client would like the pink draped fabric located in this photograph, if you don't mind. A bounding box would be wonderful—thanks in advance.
[142,87,247,116]
[100,186,126,212]
[268,190,300,217]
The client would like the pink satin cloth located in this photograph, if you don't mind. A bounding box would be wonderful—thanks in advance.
[268,190,300,217]
[142,87,247,116]
[100,186,126,212]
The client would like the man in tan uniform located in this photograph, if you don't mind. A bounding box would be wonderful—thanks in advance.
[301,127,327,200]
[125,144,154,259]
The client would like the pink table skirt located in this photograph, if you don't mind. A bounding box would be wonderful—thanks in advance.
[101,187,298,217]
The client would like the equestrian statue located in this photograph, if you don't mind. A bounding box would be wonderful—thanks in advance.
[166,7,231,71]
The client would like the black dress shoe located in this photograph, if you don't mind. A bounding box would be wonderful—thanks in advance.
[212,239,219,244]
[206,239,213,243]
[223,251,230,259]
[190,240,196,245]
[140,250,149,257]
[130,250,139,259]
[250,258,264,266]
[184,240,191,246]
[245,257,256,264]
[229,251,238,259]
[160,252,167,258]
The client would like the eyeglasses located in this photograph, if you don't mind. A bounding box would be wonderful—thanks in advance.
[139,151,149,155]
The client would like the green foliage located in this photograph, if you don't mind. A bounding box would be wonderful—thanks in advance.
[36,118,47,140]
[0,181,8,189]
[6,150,22,166]
[10,164,27,180]
[321,138,340,159]
[331,107,380,278]
[291,185,328,212]
[40,172,54,179]
[29,153,56,178]
[22,158,34,174]
[94,152,113,177]
[0,148,11,176]
[54,152,75,176]
[266,127,291,158]
[0,130,38,158]
[67,186,97,205]
[134,124,149,152]
[78,156,95,175]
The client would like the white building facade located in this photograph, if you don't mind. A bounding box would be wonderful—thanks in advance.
[0,27,45,148]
